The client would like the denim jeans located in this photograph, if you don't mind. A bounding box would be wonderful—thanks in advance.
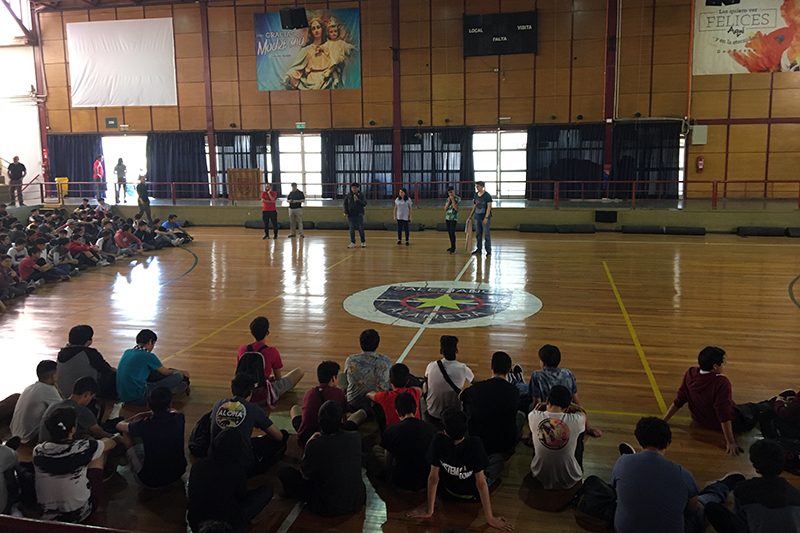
[348,215,365,244]
[473,214,491,253]
[397,220,409,242]
[146,371,188,398]
[446,219,457,250]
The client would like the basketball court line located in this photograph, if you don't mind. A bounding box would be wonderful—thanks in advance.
[395,257,474,364]
[161,254,353,364]
[602,260,668,414]
[789,274,800,310]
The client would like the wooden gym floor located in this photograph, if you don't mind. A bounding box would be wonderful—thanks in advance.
[1,227,799,532]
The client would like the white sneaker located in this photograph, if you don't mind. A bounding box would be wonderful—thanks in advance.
[361,243,366,248]
[347,243,357,249]
[109,402,123,419]
[35,279,46,288]
[99,260,110,266]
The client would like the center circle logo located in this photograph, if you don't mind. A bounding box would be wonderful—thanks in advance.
[343,281,543,329]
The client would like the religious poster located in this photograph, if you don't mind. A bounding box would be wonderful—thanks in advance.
[693,0,800,74]
[254,8,361,91]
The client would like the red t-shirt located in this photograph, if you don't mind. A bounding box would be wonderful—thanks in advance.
[93,160,104,181]
[18,256,37,281]
[297,384,348,446]
[673,367,736,430]
[372,387,422,427]
[68,241,91,255]
[236,341,283,381]
[261,191,277,212]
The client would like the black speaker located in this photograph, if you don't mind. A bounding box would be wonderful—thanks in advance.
[595,210,618,223]
[280,8,308,30]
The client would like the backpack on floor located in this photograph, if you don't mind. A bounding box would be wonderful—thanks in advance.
[188,410,212,458]
[776,437,800,475]
[575,475,616,531]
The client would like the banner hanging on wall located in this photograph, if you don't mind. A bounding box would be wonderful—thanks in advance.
[693,0,800,75]
[254,8,361,91]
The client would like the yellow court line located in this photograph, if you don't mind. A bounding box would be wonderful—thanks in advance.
[602,260,668,414]
[588,409,690,422]
[162,255,352,363]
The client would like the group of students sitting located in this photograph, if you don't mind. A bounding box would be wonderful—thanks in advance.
[0,320,798,533]
[0,201,193,312]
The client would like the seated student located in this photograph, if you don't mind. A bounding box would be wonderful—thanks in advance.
[114,225,142,255]
[0,442,17,514]
[116,329,190,404]
[367,363,423,428]
[375,392,436,491]
[290,361,352,448]
[39,377,113,442]
[0,254,29,302]
[31,238,72,279]
[706,439,800,533]
[279,400,366,516]
[460,351,524,483]
[613,417,742,533]
[0,233,11,253]
[528,385,585,490]
[757,388,800,439]
[33,407,118,523]
[7,240,27,268]
[161,214,193,241]
[211,374,287,476]
[67,235,107,267]
[342,329,392,412]
[95,229,124,260]
[133,222,163,250]
[424,335,474,423]
[48,237,81,274]
[19,248,69,284]
[188,429,272,533]
[10,360,63,445]
[409,408,512,531]
[57,325,116,402]
[115,387,187,489]
[529,344,601,437]
[236,316,303,404]
[664,346,755,456]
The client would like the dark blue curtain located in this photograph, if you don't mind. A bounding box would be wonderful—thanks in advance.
[146,132,209,199]
[526,124,605,200]
[270,132,281,196]
[321,129,393,199]
[612,121,681,200]
[47,134,103,198]
[401,127,473,201]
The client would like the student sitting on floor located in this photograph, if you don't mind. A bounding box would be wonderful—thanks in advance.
[57,324,117,403]
[48,237,81,274]
[367,362,423,429]
[10,361,63,446]
[235,316,303,404]
[706,439,800,533]
[342,328,392,413]
[528,385,586,491]
[161,214,193,242]
[423,335,474,424]
[211,374,287,477]
[371,391,436,491]
[115,387,187,489]
[0,441,17,514]
[461,351,525,485]
[114,225,143,256]
[39,377,114,442]
[409,408,513,531]
[663,346,757,456]
[290,361,365,448]
[188,428,273,533]
[279,400,366,517]
[19,248,69,284]
[116,329,190,404]
[0,254,29,303]
[33,407,119,523]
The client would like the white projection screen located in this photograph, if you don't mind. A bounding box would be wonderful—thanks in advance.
[66,18,177,107]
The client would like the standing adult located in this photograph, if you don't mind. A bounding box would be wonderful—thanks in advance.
[468,181,493,256]
[444,186,460,254]
[286,182,305,238]
[260,183,278,240]
[92,155,105,200]
[136,175,151,223]
[114,158,127,204]
[343,182,366,248]
[394,188,412,246]
[7,156,26,207]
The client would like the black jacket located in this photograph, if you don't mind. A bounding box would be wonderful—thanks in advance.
[343,192,366,217]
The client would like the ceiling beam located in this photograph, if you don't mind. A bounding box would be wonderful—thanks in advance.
[0,0,36,44]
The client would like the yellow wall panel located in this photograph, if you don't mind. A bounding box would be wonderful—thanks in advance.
[466,72,499,100]
[331,89,362,104]
[237,31,255,57]
[465,0,499,14]
[123,107,152,132]
[303,104,333,129]
[89,9,116,21]
[40,13,63,41]
[730,73,770,90]
[208,7,236,33]
[728,124,768,152]
[650,92,686,116]
[431,47,464,74]
[400,0,429,22]
[401,75,432,102]
[465,99,498,125]
[45,63,67,88]
[538,12,573,41]
[769,124,800,152]
[48,87,70,110]
[209,32,237,57]
[238,56,257,82]
[239,82,266,106]
[211,57,239,82]
[71,108,97,132]
[173,6,202,34]
[617,65,651,94]
[499,98,534,124]
[363,103,392,127]
[691,75,729,91]
[300,91,330,105]
[213,106,240,129]
[573,11,606,40]
[432,100,464,126]
[432,0,462,20]
[236,7,262,31]
[48,110,71,133]
[616,94,650,118]
[436,18,463,49]
[240,106,270,130]
[690,91,728,119]
[571,95,603,121]
[571,67,604,96]
[400,49,430,76]
[175,33,203,59]
[767,152,800,180]
[362,77,393,103]
[399,21,431,49]
[401,101,431,126]
[535,69,571,98]
[43,40,65,64]
[651,64,688,93]
[152,107,181,131]
[534,96,569,122]
[331,103,363,128]
[726,152,766,180]
[730,90,770,119]
[271,105,301,128]
[773,72,800,89]
[177,58,205,83]
[178,83,206,108]
[771,89,800,117]
[653,5,690,35]
[432,74,464,101]
[652,34,689,64]
[269,92,300,106]
[500,70,535,98]
[144,6,171,18]
[115,7,144,21]
[211,82,239,107]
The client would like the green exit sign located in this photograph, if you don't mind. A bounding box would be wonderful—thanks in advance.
[295,122,306,129]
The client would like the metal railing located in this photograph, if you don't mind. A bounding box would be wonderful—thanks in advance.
[29,179,800,209]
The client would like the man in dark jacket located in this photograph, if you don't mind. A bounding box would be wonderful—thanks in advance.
[343,182,367,249]
[57,324,116,401]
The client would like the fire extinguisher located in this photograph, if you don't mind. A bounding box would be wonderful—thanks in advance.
[695,155,704,173]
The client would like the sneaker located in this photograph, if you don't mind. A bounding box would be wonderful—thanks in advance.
[35,279,46,288]
[449,249,455,254]
[99,260,111,267]
[288,234,295,238]
[347,243,357,249]
[486,251,491,256]
[361,243,366,248]
[109,402,123,419]
[299,234,305,238]
[715,472,746,490]
[618,442,636,455]
[397,240,401,245]
[262,235,269,240]
[71,268,80,276]
[471,249,481,256]
[405,241,409,246]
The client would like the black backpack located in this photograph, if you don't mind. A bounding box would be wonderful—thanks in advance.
[236,346,267,389]
[776,437,800,475]
[575,475,616,531]
[188,410,212,458]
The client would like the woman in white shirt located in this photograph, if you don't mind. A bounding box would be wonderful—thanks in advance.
[393,188,413,246]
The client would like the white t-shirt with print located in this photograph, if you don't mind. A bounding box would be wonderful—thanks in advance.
[424,359,474,419]
[528,409,586,490]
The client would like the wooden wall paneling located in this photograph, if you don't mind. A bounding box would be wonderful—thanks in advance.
[115,6,144,20]
[144,6,172,18]
[363,49,393,78]
[571,95,603,121]
[45,64,67,88]
[208,6,235,32]
[331,102,364,128]
[362,22,392,50]
[729,90,770,119]
[178,83,206,108]
[270,105,302,129]
[432,100,464,125]
[772,72,800,89]
[175,34,204,58]
[431,0,462,20]
[361,0,391,24]
[236,30,256,58]
[653,4,690,35]
[123,107,153,131]
[88,8,115,21]
[213,106,240,129]
[770,89,800,117]
[572,39,605,66]
[651,64,688,93]
[239,105,270,130]
[399,0,428,21]
[691,74,728,91]
[535,40,572,69]
[616,94,650,118]
[728,124,768,153]
[650,92,687,116]
[97,107,123,132]
[47,87,70,110]
[173,5,201,33]
[363,103,392,126]
[501,0,539,10]
[537,11,572,41]
[152,108,181,131]
[235,6,263,31]
[210,57,238,82]
[400,49,430,76]
[238,56,257,82]
[617,36,652,66]
[688,91,728,119]
[432,73,464,101]
[465,0,499,14]
[399,20,431,49]
[769,124,800,151]
[651,34,688,64]
[571,67,603,96]
[499,70,535,98]
[47,110,71,133]
[362,76,394,102]
[726,152,767,197]
[208,32,237,57]
[730,72,771,90]
[211,82,239,107]
[400,75,432,101]
[535,69,571,98]
[300,90,331,105]
[465,98,498,125]
[269,91,300,106]
[534,96,569,122]
[466,56,498,73]
[239,81,267,106]
[176,57,204,85]
[767,153,800,190]
[303,103,333,129]
[572,10,606,40]
[42,39,65,64]
[466,72,499,100]
[431,47,464,74]
[71,108,98,133]
[39,13,63,41]
[694,124,728,152]
[574,0,606,10]
[401,101,432,126]
[499,97,534,124]
[436,17,463,49]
